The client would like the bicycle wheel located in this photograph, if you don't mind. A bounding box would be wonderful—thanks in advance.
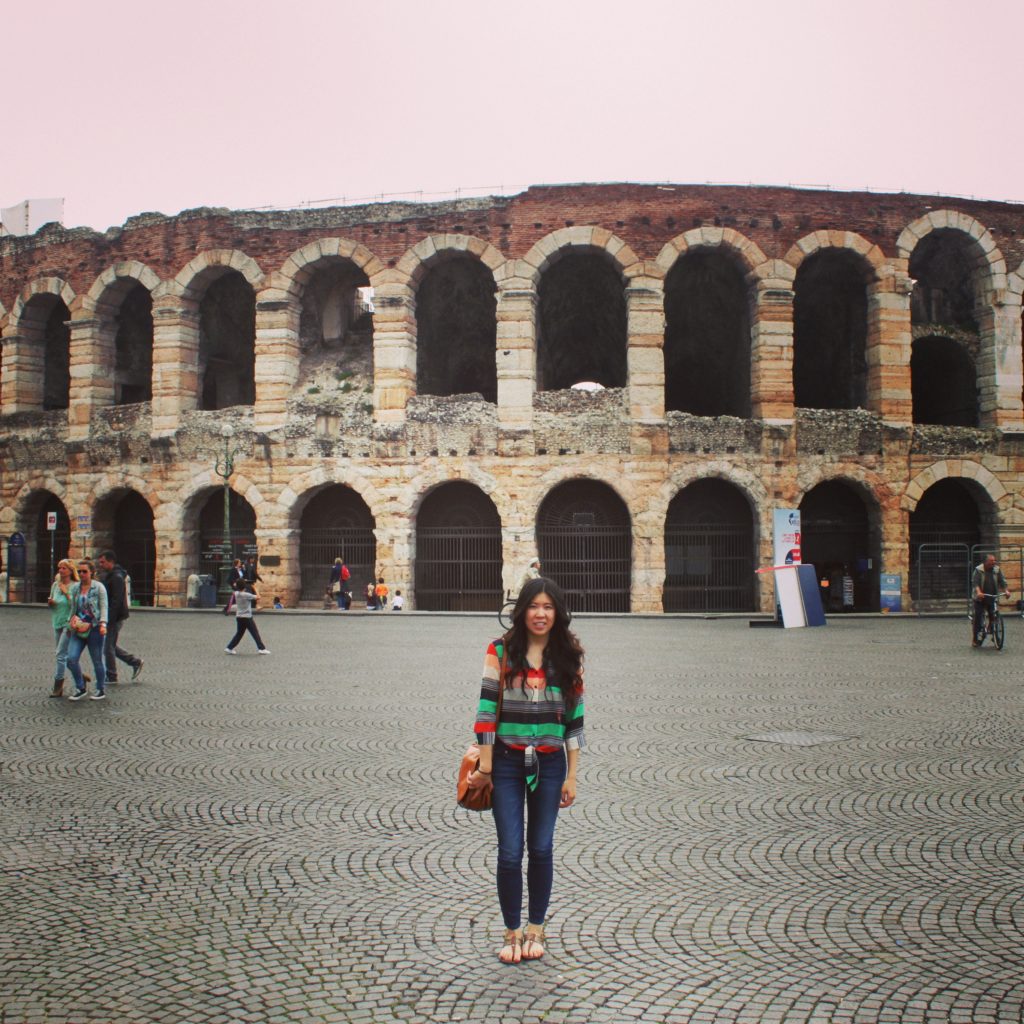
[498,600,516,631]
[994,613,1005,650]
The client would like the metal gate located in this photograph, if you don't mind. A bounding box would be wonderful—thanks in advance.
[914,543,971,607]
[115,527,156,606]
[664,523,755,612]
[537,521,631,613]
[299,527,377,601]
[415,527,502,611]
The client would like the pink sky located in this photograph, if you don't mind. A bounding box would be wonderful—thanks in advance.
[6,0,1023,232]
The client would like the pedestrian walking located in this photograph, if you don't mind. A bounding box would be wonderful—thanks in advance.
[463,577,585,964]
[66,559,109,701]
[46,558,89,697]
[97,550,144,682]
[224,581,270,655]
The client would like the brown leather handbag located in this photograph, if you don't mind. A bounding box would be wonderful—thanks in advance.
[457,643,506,811]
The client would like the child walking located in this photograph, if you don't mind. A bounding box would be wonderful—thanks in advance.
[225,582,270,655]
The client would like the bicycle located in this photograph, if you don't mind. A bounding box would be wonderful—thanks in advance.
[972,593,1006,650]
[498,591,516,631]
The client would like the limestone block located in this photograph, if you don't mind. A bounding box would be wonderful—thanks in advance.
[627,310,665,336]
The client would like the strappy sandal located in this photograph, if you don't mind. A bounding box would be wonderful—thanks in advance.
[522,925,546,960]
[498,928,522,964]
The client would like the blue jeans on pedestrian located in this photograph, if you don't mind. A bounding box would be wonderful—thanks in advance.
[490,742,567,930]
[67,628,107,694]
[54,627,70,681]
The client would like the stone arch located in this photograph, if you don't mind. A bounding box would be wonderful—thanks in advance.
[10,276,77,327]
[10,484,72,601]
[521,226,642,287]
[652,463,767,529]
[277,237,384,298]
[902,460,1007,513]
[783,230,885,279]
[13,476,70,519]
[85,261,162,310]
[395,233,506,288]
[897,210,1006,293]
[171,249,265,301]
[280,466,385,530]
[655,226,766,280]
[6,277,76,413]
[91,484,157,606]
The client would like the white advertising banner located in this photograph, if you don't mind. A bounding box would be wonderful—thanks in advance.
[772,508,801,566]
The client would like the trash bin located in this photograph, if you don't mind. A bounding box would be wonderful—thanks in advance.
[198,574,218,609]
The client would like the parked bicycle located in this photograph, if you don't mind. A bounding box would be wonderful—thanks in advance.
[972,594,1005,650]
[498,591,516,631]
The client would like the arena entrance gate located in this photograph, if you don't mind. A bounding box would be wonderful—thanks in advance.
[298,486,376,602]
[415,482,502,611]
[536,480,631,613]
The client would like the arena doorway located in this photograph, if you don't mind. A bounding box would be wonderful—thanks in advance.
[663,479,756,612]
[536,480,631,613]
[93,490,156,606]
[414,482,502,611]
[298,485,376,602]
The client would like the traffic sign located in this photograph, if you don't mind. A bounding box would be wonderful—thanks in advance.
[46,512,57,531]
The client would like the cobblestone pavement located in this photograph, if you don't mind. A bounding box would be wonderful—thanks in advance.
[1,607,1022,1024]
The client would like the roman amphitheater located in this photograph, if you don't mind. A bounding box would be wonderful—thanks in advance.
[1,183,1021,613]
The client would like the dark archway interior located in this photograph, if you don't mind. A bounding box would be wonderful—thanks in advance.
[31,492,71,601]
[416,481,502,611]
[793,251,868,410]
[664,250,750,416]
[911,336,977,426]
[909,478,985,601]
[115,284,154,405]
[910,230,978,330]
[107,491,156,606]
[800,480,878,611]
[664,478,755,611]
[536,479,631,612]
[537,253,627,391]
[299,261,371,351]
[199,271,256,409]
[197,490,257,588]
[298,485,377,600]
[42,299,71,411]
[416,257,497,402]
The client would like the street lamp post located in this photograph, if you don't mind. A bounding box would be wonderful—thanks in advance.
[214,423,240,592]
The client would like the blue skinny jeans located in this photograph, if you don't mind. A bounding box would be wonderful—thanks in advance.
[67,628,107,694]
[490,742,567,930]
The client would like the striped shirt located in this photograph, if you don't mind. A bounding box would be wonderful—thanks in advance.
[474,641,585,754]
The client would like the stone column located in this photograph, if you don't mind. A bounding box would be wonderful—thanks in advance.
[750,263,795,422]
[631,511,664,613]
[156,510,191,608]
[374,515,412,608]
[253,527,296,608]
[977,293,1024,430]
[370,279,416,425]
[254,295,300,431]
[502,522,541,601]
[495,285,537,446]
[867,267,913,424]
[626,279,667,458]
[880,504,911,611]
[0,327,43,413]
[151,296,199,437]
[68,314,115,439]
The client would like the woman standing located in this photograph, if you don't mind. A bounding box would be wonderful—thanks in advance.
[66,559,109,701]
[465,577,585,964]
[47,559,82,697]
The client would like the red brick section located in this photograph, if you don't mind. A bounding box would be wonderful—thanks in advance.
[3,183,1024,310]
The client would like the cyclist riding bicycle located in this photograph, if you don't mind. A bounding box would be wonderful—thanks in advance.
[972,553,1010,647]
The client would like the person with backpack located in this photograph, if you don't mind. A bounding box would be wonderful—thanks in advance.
[329,557,351,610]
[97,550,143,682]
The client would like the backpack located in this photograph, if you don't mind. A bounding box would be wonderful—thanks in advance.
[341,565,351,581]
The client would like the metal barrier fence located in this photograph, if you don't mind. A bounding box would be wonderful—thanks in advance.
[537,524,631,613]
[414,527,502,612]
[298,527,377,602]
[663,523,755,612]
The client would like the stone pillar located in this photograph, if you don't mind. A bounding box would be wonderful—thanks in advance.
[977,293,1024,430]
[880,504,911,611]
[867,267,913,424]
[626,280,665,423]
[151,296,199,437]
[370,280,416,425]
[495,286,537,441]
[253,527,296,608]
[501,522,541,601]
[68,314,115,439]
[631,511,664,613]
[156,510,191,608]
[254,295,300,431]
[0,327,43,413]
[750,264,795,422]
[374,515,412,608]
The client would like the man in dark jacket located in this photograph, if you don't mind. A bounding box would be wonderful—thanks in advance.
[97,550,144,682]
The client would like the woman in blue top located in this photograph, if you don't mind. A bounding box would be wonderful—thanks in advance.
[66,559,109,701]
[467,577,585,964]
[47,558,79,697]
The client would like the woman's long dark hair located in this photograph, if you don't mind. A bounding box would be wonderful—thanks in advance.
[501,577,584,705]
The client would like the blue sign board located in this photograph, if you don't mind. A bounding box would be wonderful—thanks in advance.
[880,573,901,613]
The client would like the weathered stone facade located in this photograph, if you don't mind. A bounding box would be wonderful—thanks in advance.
[1,183,1022,611]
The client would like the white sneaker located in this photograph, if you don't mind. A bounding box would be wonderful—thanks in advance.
[258,649,271,655]
[225,648,237,655]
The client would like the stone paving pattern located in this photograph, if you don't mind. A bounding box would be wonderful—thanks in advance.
[0,608,1022,1023]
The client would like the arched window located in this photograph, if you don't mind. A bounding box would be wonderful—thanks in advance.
[799,480,879,612]
[416,256,497,402]
[793,251,868,410]
[536,480,631,612]
[664,251,750,416]
[114,284,154,405]
[911,336,977,426]
[664,479,755,611]
[298,485,376,602]
[537,253,627,391]
[415,482,502,610]
[199,271,256,409]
